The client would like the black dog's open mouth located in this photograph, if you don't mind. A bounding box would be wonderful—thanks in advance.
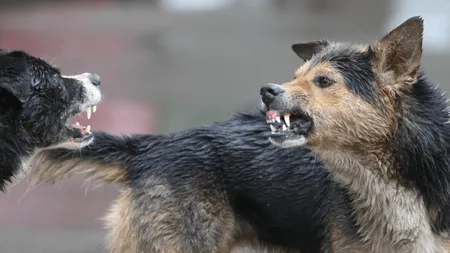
[265,109,313,147]
[67,105,97,144]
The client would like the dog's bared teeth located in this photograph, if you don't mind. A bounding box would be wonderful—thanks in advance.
[86,125,91,132]
[282,124,287,131]
[270,125,277,132]
[284,114,291,127]
[92,105,97,113]
[86,107,92,120]
[76,122,80,126]
[275,117,281,123]
[266,119,270,123]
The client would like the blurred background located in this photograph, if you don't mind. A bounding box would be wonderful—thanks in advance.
[0,0,449,252]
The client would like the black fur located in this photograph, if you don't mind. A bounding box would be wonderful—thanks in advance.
[39,110,357,252]
[0,49,100,190]
[393,74,450,233]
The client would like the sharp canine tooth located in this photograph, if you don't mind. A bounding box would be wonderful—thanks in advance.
[92,105,97,113]
[266,119,270,123]
[86,107,92,119]
[76,122,80,126]
[275,117,281,123]
[86,125,91,132]
[284,114,291,126]
[282,124,287,131]
[270,125,277,132]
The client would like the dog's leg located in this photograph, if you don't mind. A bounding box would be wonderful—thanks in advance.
[106,186,239,253]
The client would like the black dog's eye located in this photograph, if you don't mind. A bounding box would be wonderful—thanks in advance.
[313,76,335,88]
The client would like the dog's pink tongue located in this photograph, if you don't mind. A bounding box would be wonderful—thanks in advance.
[266,110,280,120]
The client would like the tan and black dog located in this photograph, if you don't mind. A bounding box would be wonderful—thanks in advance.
[261,16,450,252]
[28,17,450,253]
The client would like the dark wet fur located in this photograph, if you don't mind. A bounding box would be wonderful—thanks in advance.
[0,50,91,190]
[31,110,360,253]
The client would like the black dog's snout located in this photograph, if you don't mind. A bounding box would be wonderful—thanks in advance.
[260,83,285,106]
[88,73,101,86]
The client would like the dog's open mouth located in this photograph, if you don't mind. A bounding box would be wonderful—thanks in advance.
[67,105,97,144]
[265,109,313,148]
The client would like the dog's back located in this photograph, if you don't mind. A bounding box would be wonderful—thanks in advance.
[30,110,357,252]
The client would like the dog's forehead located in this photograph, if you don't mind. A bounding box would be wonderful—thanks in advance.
[308,43,369,70]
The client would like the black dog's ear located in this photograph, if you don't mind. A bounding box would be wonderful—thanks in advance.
[0,81,32,103]
[291,40,329,62]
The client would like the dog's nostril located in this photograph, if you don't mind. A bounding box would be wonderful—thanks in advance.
[88,73,101,86]
[260,83,284,96]
[260,83,284,106]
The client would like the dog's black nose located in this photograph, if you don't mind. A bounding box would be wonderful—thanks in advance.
[260,83,284,106]
[88,73,101,86]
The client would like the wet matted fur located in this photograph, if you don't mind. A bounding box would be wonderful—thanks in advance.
[261,16,450,252]
[0,49,102,190]
[30,112,340,253]
[29,17,450,253]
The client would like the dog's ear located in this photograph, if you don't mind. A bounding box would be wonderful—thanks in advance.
[0,80,32,103]
[373,16,423,85]
[292,41,329,62]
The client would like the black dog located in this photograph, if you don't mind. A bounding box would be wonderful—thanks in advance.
[0,49,102,190]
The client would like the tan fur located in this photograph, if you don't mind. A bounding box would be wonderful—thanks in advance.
[29,153,129,187]
[230,238,300,253]
[104,175,251,253]
[285,52,446,252]
[279,18,448,253]
[105,188,140,253]
[326,222,370,253]
[288,60,395,151]
[28,150,295,253]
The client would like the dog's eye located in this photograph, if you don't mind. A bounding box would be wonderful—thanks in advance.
[314,76,335,88]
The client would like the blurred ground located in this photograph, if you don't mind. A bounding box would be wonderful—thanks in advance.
[0,0,449,252]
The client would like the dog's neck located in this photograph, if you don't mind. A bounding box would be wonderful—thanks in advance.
[0,123,34,190]
[315,148,445,253]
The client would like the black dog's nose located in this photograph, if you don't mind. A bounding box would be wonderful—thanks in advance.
[88,73,101,86]
[260,83,284,106]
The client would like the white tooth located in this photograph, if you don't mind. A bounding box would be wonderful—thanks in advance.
[270,125,277,132]
[270,119,275,123]
[76,122,80,126]
[86,125,91,132]
[275,117,281,123]
[86,107,92,120]
[266,119,270,123]
[284,114,291,126]
[282,124,287,131]
[92,105,97,113]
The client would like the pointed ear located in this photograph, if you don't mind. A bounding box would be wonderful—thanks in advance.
[292,40,329,62]
[373,16,424,85]
[0,81,32,103]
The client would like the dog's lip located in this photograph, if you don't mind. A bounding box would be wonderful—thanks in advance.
[70,131,94,143]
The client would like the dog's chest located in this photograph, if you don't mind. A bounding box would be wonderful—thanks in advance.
[320,151,443,253]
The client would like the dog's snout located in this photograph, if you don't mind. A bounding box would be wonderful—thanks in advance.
[260,83,285,106]
[88,73,101,87]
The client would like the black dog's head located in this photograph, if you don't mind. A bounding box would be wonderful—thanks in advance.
[0,50,102,153]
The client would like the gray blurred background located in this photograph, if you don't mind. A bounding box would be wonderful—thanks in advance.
[0,0,449,252]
